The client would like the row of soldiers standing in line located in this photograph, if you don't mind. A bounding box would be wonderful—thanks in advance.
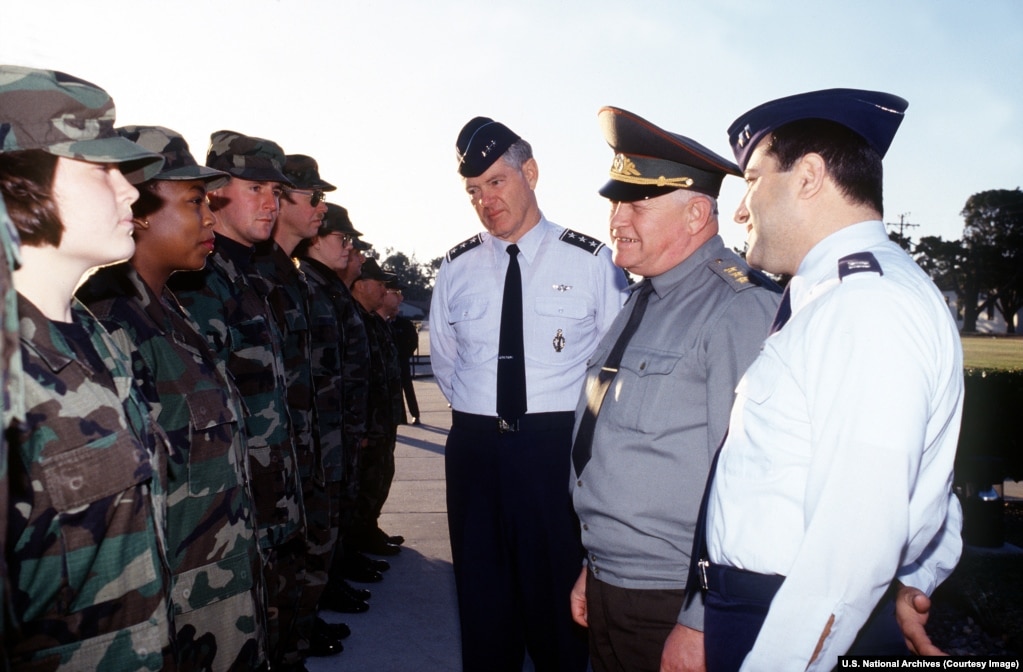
[0,64,407,671]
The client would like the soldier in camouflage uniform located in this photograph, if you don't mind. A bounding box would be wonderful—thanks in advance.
[349,259,405,559]
[311,206,376,613]
[168,131,305,672]
[0,65,172,671]
[250,154,344,665]
[77,126,266,672]
[291,198,365,643]
[1,185,21,655]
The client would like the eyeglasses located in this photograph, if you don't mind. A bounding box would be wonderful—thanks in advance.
[288,188,326,207]
[386,289,403,295]
[327,232,353,245]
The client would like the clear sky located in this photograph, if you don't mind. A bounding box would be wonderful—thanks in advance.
[4,0,1021,265]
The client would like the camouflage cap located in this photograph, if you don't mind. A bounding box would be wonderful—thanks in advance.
[206,129,294,186]
[0,65,164,181]
[284,154,336,191]
[117,125,230,190]
[357,257,394,283]
[318,203,363,237]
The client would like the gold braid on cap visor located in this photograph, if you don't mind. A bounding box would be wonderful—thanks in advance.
[610,153,694,188]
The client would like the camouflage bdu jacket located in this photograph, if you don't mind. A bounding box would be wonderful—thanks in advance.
[329,279,370,503]
[1,199,21,641]
[295,257,349,486]
[170,235,304,550]
[363,308,404,437]
[79,263,265,672]
[251,242,318,486]
[6,295,172,672]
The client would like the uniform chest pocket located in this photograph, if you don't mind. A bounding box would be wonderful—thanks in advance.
[284,306,309,334]
[533,296,588,320]
[40,429,159,611]
[43,429,153,512]
[737,349,783,405]
[529,296,590,365]
[448,296,490,366]
[227,316,276,392]
[187,387,243,497]
[619,349,682,378]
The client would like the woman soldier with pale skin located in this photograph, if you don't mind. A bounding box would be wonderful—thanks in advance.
[0,65,171,671]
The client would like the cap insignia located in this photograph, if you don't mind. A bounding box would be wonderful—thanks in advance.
[609,153,694,189]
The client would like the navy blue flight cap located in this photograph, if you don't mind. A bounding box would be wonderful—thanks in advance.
[728,88,908,171]
[455,116,521,177]
[598,106,740,202]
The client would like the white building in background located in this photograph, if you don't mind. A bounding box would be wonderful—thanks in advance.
[944,291,1022,333]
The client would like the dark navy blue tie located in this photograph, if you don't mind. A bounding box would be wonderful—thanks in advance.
[497,244,527,421]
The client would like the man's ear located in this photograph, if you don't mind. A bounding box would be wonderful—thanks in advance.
[795,152,826,200]
[684,195,715,236]
[522,157,539,190]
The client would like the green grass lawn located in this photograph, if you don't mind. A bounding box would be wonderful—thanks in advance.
[962,334,1023,371]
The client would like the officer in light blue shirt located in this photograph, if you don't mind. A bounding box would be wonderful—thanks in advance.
[431,116,627,672]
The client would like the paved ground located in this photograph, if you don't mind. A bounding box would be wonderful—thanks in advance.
[309,375,463,672]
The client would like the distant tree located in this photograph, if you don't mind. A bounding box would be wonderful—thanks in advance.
[380,249,436,303]
[888,230,913,251]
[961,188,1023,333]
[914,236,980,331]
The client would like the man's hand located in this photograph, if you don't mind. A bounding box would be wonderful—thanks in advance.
[660,624,705,672]
[895,583,946,655]
[570,567,588,627]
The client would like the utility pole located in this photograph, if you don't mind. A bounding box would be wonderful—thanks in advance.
[886,212,919,238]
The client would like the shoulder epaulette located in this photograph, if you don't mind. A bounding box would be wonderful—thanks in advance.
[708,258,760,293]
[748,268,783,293]
[838,252,883,280]
[558,229,605,255]
[446,234,484,262]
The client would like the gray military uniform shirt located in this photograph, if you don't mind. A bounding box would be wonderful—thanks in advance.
[571,235,779,628]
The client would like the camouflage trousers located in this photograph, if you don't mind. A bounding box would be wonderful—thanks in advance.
[263,537,306,669]
[282,476,342,663]
[351,428,397,538]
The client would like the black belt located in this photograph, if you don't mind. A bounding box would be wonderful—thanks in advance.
[705,564,785,603]
[451,411,574,434]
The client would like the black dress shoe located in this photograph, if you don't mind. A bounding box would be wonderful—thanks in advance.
[308,619,345,657]
[359,537,402,556]
[319,586,370,613]
[342,563,384,584]
[339,579,371,601]
[316,617,351,640]
[345,549,390,573]
[373,526,405,547]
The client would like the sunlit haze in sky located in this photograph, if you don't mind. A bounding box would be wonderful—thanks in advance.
[4,0,1021,266]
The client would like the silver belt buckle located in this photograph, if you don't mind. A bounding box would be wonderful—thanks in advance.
[497,418,519,433]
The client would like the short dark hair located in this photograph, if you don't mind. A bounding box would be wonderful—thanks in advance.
[0,150,63,247]
[766,119,884,214]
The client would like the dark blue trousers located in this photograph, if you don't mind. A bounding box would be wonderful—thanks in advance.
[445,412,589,672]
[704,564,908,671]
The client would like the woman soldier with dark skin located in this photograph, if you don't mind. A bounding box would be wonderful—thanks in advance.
[77,126,267,672]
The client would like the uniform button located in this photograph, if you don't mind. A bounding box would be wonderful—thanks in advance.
[183,588,191,598]
[68,476,84,490]
[582,524,589,531]
[593,567,600,575]
[577,480,583,487]
[590,554,597,562]
[639,362,646,370]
